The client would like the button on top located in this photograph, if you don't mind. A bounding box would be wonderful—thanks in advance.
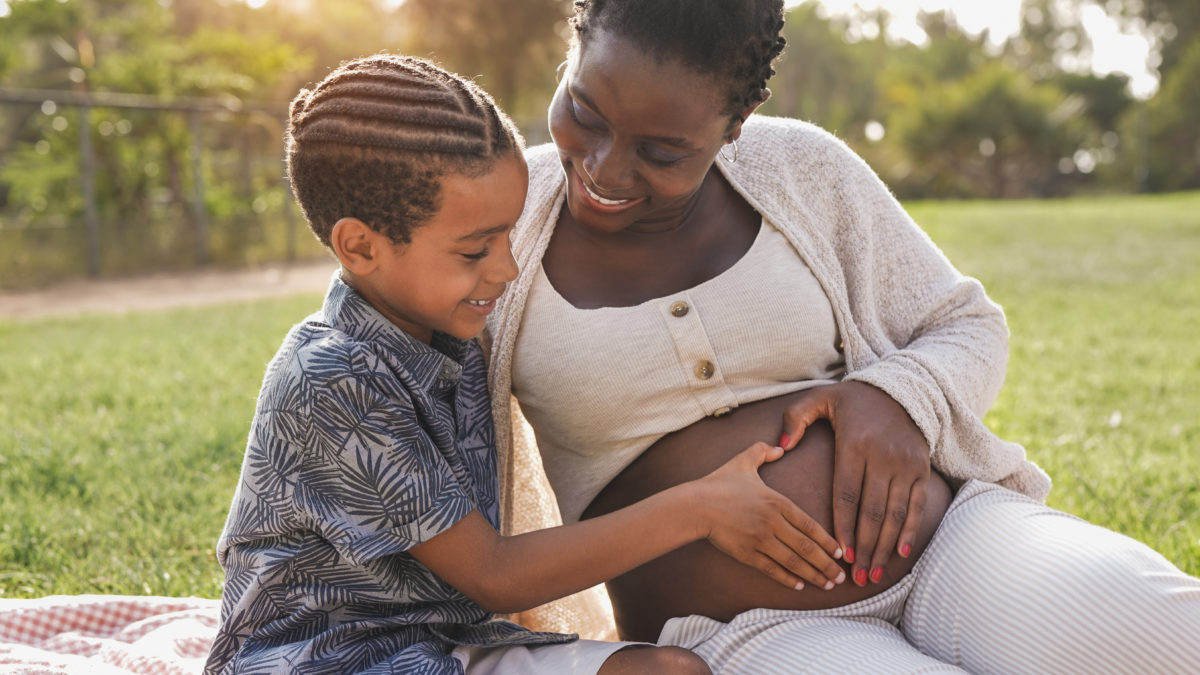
[670,301,689,318]
[695,360,715,380]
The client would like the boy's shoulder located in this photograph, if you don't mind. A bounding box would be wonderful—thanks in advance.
[259,311,410,411]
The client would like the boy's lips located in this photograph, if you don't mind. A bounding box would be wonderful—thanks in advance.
[463,296,500,314]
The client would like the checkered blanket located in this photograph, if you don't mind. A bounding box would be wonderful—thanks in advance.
[0,596,219,674]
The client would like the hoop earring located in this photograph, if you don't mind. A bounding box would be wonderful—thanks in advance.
[556,60,569,84]
[720,138,739,163]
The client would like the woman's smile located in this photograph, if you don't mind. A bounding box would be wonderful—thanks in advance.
[574,168,644,213]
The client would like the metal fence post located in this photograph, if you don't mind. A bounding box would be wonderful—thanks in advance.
[189,110,209,265]
[79,103,101,277]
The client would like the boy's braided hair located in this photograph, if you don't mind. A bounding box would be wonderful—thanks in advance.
[286,54,524,247]
[570,0,786,119]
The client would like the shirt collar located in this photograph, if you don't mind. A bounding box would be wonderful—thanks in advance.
[321,271,467,393]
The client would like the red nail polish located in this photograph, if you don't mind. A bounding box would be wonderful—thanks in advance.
[870,567,884,583]
[844,546,855,564]
[854,568,868,586]
[779,433,790,447]
[900,543,912,558]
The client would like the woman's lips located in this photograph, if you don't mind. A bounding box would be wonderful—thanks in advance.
[574,171,643,214]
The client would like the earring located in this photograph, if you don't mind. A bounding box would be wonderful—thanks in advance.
[556,60,569,84]
[720,138,739,163]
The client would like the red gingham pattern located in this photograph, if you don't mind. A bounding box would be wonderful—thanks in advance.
[0,595,219,674]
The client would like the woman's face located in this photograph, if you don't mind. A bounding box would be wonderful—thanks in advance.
[548,28,738,234]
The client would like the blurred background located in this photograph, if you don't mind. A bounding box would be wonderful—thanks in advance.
[1,0,1197,600]
[0,0,1196,290]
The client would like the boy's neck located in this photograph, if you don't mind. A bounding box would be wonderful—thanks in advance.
[338,268,435,345]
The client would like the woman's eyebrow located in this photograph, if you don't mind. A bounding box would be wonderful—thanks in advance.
[570,86,698,151]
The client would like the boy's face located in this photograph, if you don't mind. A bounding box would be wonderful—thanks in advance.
[363,155,526,344]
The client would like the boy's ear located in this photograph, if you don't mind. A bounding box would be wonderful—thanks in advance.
[330,217,382,276]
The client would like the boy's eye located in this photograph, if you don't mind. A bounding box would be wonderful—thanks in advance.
[461,247,489,261]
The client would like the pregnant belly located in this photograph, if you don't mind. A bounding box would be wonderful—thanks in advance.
[580,390,953,642]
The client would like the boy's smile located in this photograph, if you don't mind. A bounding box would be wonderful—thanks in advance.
[340,155,527,344]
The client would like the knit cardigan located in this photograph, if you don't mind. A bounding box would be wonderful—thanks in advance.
[485,115,1052,639]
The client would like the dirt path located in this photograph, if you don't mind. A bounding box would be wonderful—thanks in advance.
[0,259,338,321]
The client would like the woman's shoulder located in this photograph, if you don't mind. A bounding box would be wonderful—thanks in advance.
[523,143,563,182]
[739,116,861,170]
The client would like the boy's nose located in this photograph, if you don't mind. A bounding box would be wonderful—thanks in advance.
[489,242,518,284]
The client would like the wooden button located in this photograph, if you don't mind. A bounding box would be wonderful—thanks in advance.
[670,301,689,318]
[695,360,715,380]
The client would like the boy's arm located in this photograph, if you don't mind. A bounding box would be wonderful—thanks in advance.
[411,442,844,614]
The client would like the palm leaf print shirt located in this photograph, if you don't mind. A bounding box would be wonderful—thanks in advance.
[205,275,572,675]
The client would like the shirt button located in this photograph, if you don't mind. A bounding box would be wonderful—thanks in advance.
[694,360,715,380]
[670,301,689,318]
[712,406,733,417]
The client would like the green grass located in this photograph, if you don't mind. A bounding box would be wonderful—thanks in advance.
[909,192,1200,574]
[1,192,1197,599]
[0,296,322,597]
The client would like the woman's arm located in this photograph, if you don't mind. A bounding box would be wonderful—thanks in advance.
[741,119,1028,587]
[410,442,845,614]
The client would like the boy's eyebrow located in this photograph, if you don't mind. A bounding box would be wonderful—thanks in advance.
[570,87,697,151]
[456,223,511,242]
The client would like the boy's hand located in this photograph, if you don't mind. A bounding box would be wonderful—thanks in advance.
[694,442,845,591]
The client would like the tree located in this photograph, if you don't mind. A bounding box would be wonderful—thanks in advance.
[1115,36,1200,191]
[399,0,572,131]
[888,63,1096,198]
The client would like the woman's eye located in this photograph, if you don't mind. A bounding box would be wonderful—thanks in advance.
[461,247,489,261]
[642,147,686,167]
[569,98,604,131]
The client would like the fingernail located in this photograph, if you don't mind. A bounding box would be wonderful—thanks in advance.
[779,433,790,447]
[900,543,912,558]
[835,570,846,584]
[823,580,834,590]
[870,567,884,583]
[833,547,843,560]
[844,546,855,564]
[794,581,805,591]
[853,568,868,586]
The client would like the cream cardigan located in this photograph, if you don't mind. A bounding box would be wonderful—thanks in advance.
[485,115,1051,639]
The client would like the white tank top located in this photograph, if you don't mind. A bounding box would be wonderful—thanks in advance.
[512,221,846,522]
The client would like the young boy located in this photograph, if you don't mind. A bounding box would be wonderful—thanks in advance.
[204,54,844,675]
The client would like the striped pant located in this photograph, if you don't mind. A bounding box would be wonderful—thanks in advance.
[659,480,1200,674]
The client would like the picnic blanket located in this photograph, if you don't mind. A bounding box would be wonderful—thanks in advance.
[0,595,219,674]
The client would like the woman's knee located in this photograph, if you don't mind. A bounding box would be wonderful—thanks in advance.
[600,645,711,675]
[904,484,1200,670]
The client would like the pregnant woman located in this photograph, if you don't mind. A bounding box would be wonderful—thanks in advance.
[486,0,1200,671]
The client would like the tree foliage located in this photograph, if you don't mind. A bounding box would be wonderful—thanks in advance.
[0,0,1196,286]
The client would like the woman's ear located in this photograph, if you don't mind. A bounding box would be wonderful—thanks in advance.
[728,92,769,142]
[330,217,382,276]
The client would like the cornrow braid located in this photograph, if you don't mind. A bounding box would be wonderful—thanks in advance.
[286,53,523,248]
[570,0,786,117]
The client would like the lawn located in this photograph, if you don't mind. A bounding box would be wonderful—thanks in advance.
[1,192,1197,599]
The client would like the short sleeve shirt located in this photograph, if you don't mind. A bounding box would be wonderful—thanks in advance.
[204,274,572,675]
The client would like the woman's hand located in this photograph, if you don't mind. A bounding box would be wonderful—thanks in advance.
[779,382,931,586]
[693,442,846,591]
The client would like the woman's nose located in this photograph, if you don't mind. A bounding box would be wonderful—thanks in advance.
[582,140,634,192]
